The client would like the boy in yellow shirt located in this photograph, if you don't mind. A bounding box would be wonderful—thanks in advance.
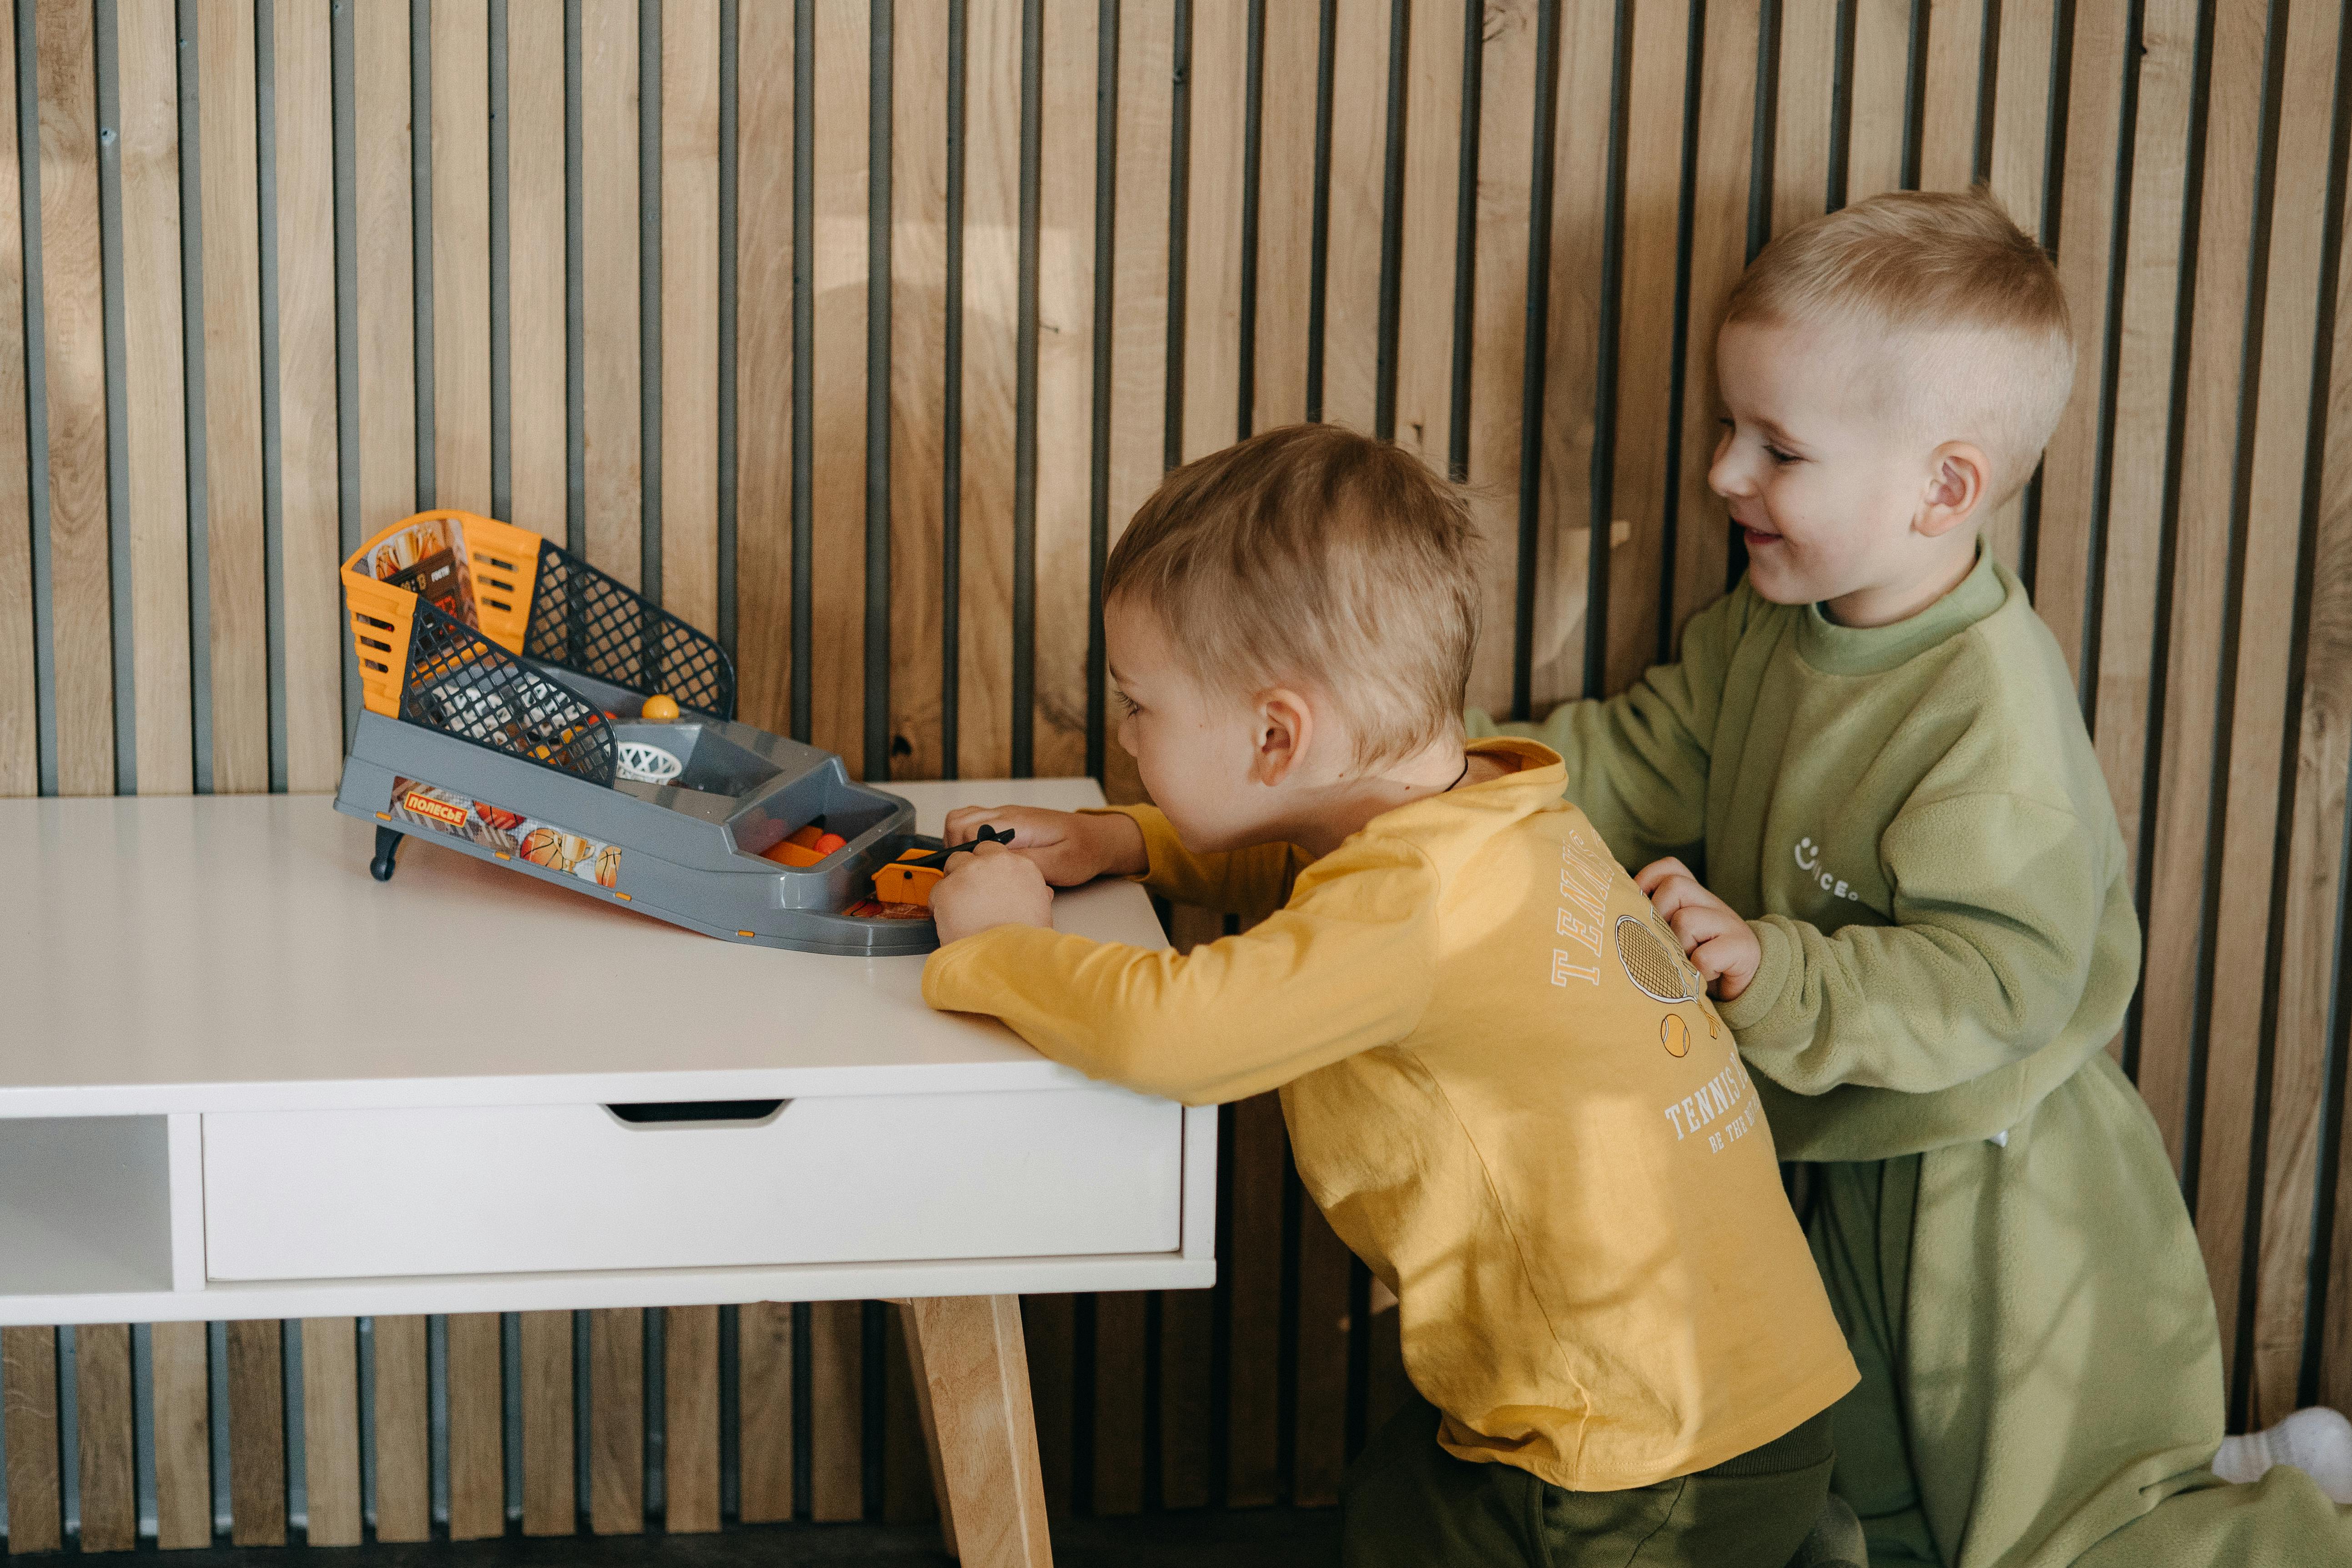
[919,424,1859,1566]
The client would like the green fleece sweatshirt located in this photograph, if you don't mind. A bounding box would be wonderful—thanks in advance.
[1471,547,2141,1162]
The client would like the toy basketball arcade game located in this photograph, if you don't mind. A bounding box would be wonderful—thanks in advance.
[335,510,963,957]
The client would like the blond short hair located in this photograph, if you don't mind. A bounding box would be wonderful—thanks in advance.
[1104,424,1480,769]
[1727,186,2074,502]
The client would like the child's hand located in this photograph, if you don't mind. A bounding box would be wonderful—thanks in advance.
[1635,858,1762,1001]
[941,805,1149,887]
[930,842,1056,945]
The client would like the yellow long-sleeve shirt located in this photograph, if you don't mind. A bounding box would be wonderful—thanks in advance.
[922,739,1856,1490]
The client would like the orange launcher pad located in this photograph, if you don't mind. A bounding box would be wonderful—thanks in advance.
[870,851,945,908]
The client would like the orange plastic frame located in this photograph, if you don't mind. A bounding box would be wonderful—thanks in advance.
[341,510,547,718]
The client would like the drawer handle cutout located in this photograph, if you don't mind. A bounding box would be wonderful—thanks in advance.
[604,1099,789,1127]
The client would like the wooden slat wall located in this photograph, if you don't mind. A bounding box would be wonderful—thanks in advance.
[10,0,2352,1548]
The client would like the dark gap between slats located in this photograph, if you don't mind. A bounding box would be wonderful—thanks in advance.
[641,0,664,605]
[1748,0,1781,256]
[1899,0,1926,190]
[1166,0,1193,470]
[1304,0,1337,427]
[2077,0,2148,720]
[643,1307,665,1523]
[1513,0,1562,720]
[1342,1259,1369,1462]
[1828,0,1857,210]
[1238,0,1265,443]
[789,1302,813,1522]
[491,0,513,528]
[1974,0,2001,184]
[428,1314,449,1527]
[572,1310,592,1532]
[868,0,895,779]
[1140,1290,1164,1511]
[18,0,56,794]
[178,0,217,792]
[566,0,588,558]
[1011,0,1041,777]
[789,0,814,742]
[717,1303,741,1522]
[2120,0,2220,1098]
[1275,1152,1305,1503]
[2206,0,2296,1427]
[2019,0,2077,600]
[1585,0,1633,698]
[1446,0,1479,485]
[413,0,436,512]
[255,0,289,794]
[501,1312,523,1528]
[1371,0,1405,445]
[1071,1292,1100,1513]
[718,0,741,659]
[2292,13,2352,1402]
[859,1302,885,1521]
[94,0,137,794]
[1084,0,1121,782]
[1657,0,1705,667]
[1208,1100,1239,1508]
[943,0,969,776]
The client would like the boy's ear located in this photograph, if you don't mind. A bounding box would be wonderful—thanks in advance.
[1917,442,1990,538]
[1252,689,1314,787]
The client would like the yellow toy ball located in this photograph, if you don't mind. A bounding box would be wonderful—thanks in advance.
[639,694,680,722]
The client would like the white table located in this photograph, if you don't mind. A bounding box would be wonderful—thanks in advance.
[0,781,1214,1565]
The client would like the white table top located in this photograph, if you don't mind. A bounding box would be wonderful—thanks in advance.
[0,779,1161,1118]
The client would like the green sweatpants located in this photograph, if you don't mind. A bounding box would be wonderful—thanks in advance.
[1338,1398,1840,1567]
[1804,1050,2352,1566]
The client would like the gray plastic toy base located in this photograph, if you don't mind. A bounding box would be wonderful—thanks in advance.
[334,672,942,956]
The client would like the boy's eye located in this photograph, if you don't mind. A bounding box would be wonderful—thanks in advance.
[1115,691,1141,716]
[1765,444,1800,465]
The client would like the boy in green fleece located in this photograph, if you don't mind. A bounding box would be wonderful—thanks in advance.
[1476,187,2352,1565]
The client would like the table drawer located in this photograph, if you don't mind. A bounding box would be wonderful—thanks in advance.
[201,1089,1184,1282]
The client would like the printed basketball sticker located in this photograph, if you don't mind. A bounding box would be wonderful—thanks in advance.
[388,775,623,890]
[1660,1014,1690,1057]
[1615,915,1695,1004]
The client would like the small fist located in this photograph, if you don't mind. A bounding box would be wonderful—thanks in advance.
[940,804,1148,886]
[1634,857,1762,1001]
[930,841,1056,945]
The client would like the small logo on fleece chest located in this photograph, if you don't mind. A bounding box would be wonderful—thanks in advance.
[1794,836,1867,903]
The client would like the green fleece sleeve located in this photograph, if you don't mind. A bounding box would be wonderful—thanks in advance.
[1466,587,1751,869]
[1720,793,2108,1097]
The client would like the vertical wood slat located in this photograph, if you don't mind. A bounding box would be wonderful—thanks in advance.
[1291,1196,1354,1506]
[2033,0,2131,685]
[1388,0,1459,483]
[0,0,29,798]
[446,1312,505,1539]
[2136,0,2269,1181]
[1771,0,1837,233]
[199,0,267,794]
[737,1301,794,1523]
[519,1310,576,1534]
[887,1,948,779]
[1031,0,1098,779]
[1979,0,2055,577]
[2200,0,2346,1415]
[275,0,343,792]
[1915,0,1985,194]
[1669,0,1757,642]
[956,0,1018,779]
[808,0,866,772]
[1603,0,1690,689]
[2,1326,61,1553]
[226,1320,286,1547]
[152,1319,214,1549]
[432,0,492,515]
[589,1307,644,1533]
[734,0,794,735]
[1090,1291,1147,1515]
[119,0,189,798]
[582,0,642,588]
[298,1318,362,1548]
[372,1315,432,1543]
[1845,0,1910,202]
[1178,0,1246,466]
[73,1325,135,1552]
[355,0,417,537]
[809,1300,865,1522]
[37,0,114,796]
[1321,0,1386,439]
[661,0,722,632]
[1222,1095,1286,1507]
[1098,0,1175,807]
[665,1305,721,1532]
[1462,0,1536,712]
[508,0,568,538]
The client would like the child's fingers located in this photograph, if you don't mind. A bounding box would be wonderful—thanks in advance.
[1634,857,1694,896]
[1664,900,1738,958]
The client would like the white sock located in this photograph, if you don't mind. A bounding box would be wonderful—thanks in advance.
[2214,1407,2352,1504]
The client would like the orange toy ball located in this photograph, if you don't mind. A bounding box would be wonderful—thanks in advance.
[639,694,680,722]
[814,832,848,854]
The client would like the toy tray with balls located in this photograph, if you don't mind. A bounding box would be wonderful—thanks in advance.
[332,509,952,957]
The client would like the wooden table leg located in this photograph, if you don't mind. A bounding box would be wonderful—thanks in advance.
[902,1296,1054,1568]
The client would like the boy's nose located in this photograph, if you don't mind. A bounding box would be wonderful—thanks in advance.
[1707,438,1750,500]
